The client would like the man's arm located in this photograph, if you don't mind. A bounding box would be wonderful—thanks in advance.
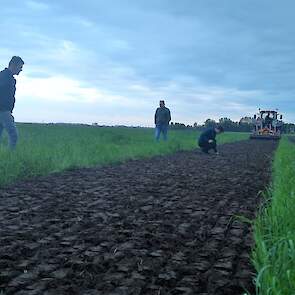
[201,130,211,142]
[167,109,171,123]
[0,73,9,88]
[154,109,158,125]
[202,129,215,142]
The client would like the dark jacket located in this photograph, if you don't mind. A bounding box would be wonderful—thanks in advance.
[154,107,171,125]
[0,68,16,112]
[198,128,217,145]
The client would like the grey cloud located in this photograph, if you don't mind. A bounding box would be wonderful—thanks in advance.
[2,0,295,124]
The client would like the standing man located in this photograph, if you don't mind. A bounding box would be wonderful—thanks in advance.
[198,125,224,154]
[0,56,24,149]
[154,100,171,141]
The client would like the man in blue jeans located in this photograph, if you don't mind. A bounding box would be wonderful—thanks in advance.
[154,100,171,141]
[0,56,24,149]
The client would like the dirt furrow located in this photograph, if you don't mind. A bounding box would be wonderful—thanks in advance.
[0,140,277,295]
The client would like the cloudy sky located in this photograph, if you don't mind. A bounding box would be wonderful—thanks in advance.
[1,0,295,126]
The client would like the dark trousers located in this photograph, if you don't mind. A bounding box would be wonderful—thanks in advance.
[198,140,217,153]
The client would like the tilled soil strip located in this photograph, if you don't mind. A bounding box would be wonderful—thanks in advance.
[0,140,277,295]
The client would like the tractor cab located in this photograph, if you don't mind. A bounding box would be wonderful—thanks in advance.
[250,109,283,140]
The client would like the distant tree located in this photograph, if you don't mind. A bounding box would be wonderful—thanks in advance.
[172,122,187,129]
[204,119,216,128]
[239,116,253,124]
[218,117,242,131]
[282,123,295,133]
[168,116,294,133]
[219,117,236,129]
[238,117,254,132]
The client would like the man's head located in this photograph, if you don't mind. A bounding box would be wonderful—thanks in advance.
[159,100,165,107]
[8,56,24,75]
[215,125,224,134]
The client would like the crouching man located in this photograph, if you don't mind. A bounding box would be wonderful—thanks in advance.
[198,125,224,154]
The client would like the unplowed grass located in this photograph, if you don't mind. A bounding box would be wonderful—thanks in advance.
[253,137,295,294]
[0,123,248,186]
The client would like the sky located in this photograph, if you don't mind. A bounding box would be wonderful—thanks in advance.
[1,0,295,126]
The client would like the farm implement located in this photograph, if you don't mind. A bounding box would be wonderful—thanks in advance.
[250,109,283,140]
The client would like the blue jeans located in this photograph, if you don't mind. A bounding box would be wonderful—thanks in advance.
[0,111,18,149]
[155,124,168,141]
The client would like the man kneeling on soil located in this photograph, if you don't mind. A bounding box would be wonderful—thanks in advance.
[198,125,224,154]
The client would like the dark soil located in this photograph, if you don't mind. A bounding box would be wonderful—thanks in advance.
[0,140,277,295]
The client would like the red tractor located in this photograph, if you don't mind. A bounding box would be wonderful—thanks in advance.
[250,109,283,140]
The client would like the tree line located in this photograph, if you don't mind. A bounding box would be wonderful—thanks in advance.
[170,117,295,133]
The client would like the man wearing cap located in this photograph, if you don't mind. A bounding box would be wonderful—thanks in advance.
[154,100,171,141]
[0,56,24,149]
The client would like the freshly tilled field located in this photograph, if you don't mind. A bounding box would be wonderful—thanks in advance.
[0,140,277,295]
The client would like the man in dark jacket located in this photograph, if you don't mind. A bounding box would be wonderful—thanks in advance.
[0,56,24,149]
[198,125,224,154]
[154,100,171,141]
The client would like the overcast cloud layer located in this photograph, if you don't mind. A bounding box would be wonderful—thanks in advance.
[1,0,295,126]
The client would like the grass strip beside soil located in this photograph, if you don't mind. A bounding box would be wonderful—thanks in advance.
[253,137,295,294]
[0,123,248,186]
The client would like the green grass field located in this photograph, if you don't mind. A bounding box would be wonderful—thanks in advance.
[0,123,248,186]
[252,137,295,294]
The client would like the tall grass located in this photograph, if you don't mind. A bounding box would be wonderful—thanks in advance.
[253,137,295,294]
[0,123,248,186]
